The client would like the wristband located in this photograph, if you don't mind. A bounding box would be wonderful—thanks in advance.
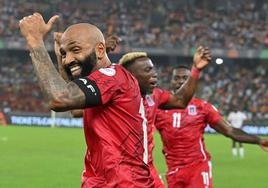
[191,66,200,79]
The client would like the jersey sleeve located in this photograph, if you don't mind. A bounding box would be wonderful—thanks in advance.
[157,89,170,107]
[72,67,120,107]
[205,103,222,128]
[154,109,165,130]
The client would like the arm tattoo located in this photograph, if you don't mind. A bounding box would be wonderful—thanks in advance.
[30,45,66,100]
[29,45,85,110]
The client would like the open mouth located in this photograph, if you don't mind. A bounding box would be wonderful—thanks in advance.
[176,84,183,90]
[69,64,81,76]
[150,82,157,88]
[149,79,158,88]
[70,65,80,73]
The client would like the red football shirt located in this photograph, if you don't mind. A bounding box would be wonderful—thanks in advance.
[155,98,221,171]
[81,64,153,186]
[143,88,170,165]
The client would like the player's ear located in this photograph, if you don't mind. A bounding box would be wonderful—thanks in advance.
[95,42,106,60]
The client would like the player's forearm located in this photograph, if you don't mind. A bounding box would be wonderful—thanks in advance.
[71,109,83,117]
[173,67,199,108]
[228,128,261,144]
[29,43,85,111]
[30,43,67,99]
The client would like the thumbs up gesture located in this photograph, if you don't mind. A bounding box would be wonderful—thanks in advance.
[19,12,59,48]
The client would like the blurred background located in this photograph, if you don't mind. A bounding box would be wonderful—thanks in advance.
[0,0,267,187]
[0,0,267,125]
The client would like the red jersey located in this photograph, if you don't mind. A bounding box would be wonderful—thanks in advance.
[155,98,221,171]
[143,88,170,164]
[80,64,153,187]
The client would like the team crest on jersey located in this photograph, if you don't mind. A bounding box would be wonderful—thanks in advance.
[145,95,155,106]
[99,68,116,76]
[188,105,197,115]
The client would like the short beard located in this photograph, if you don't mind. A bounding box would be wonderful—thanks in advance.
[65,50,97,80]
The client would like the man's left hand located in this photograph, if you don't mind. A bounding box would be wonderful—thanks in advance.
[19,13,59,48]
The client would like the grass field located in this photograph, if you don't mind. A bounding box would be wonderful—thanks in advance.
[0,126,268,188]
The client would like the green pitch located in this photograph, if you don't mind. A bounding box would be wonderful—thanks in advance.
[0,126,267,188]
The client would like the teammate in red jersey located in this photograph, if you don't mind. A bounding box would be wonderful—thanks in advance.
[19,14,154,187]
[155,65,268,188]
[118,49,211,187]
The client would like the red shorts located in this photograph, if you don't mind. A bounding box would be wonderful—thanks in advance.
[166,160,213,188]
[149,164,165,188]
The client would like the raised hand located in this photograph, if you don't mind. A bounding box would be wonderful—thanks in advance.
[19,13,59,48]
[54,32,63,57]
[193,46,212,70]
[105,35,121,53]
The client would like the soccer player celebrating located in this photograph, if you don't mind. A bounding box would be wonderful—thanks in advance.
[155,65,268,188]
[19,13,154,187]
[53,33,121,117]
[118,49,211,187]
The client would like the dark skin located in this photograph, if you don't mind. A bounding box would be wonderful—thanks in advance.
[125,57,157,96]
[54,33,121,117]
[125,46,211,109]
[171,67,268,152]
[54,33,121,81]
[19,13,111,111]
[55,34,208,115]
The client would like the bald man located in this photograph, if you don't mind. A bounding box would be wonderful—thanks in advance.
[19,13,154,187]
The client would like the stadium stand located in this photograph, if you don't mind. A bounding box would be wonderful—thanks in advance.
[0,0,267,124]
[1,0,268,49]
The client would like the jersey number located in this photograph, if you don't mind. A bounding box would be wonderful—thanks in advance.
[201,171,210,186]
[172,112,181,128]
[139,99,148,164]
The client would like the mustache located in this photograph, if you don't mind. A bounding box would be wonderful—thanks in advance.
[64,61,82,81]
[66,61,82,68]
[63,50,97,81]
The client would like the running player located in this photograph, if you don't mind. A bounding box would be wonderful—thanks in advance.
[19,13,154,187]
[155,65,268,188]
[118,49,212,187]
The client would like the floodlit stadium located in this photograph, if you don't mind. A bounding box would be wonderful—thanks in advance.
[0,0,268,187]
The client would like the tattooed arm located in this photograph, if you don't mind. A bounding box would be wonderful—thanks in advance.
[53,32,84,116]
[30,44,86,111]
[19,13,87,111]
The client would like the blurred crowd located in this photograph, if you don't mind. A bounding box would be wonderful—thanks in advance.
[0,55,48,113]
[1,0,268,49]
[201,63,268,123]
[0,53,267,123]
[0,0,267,123]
